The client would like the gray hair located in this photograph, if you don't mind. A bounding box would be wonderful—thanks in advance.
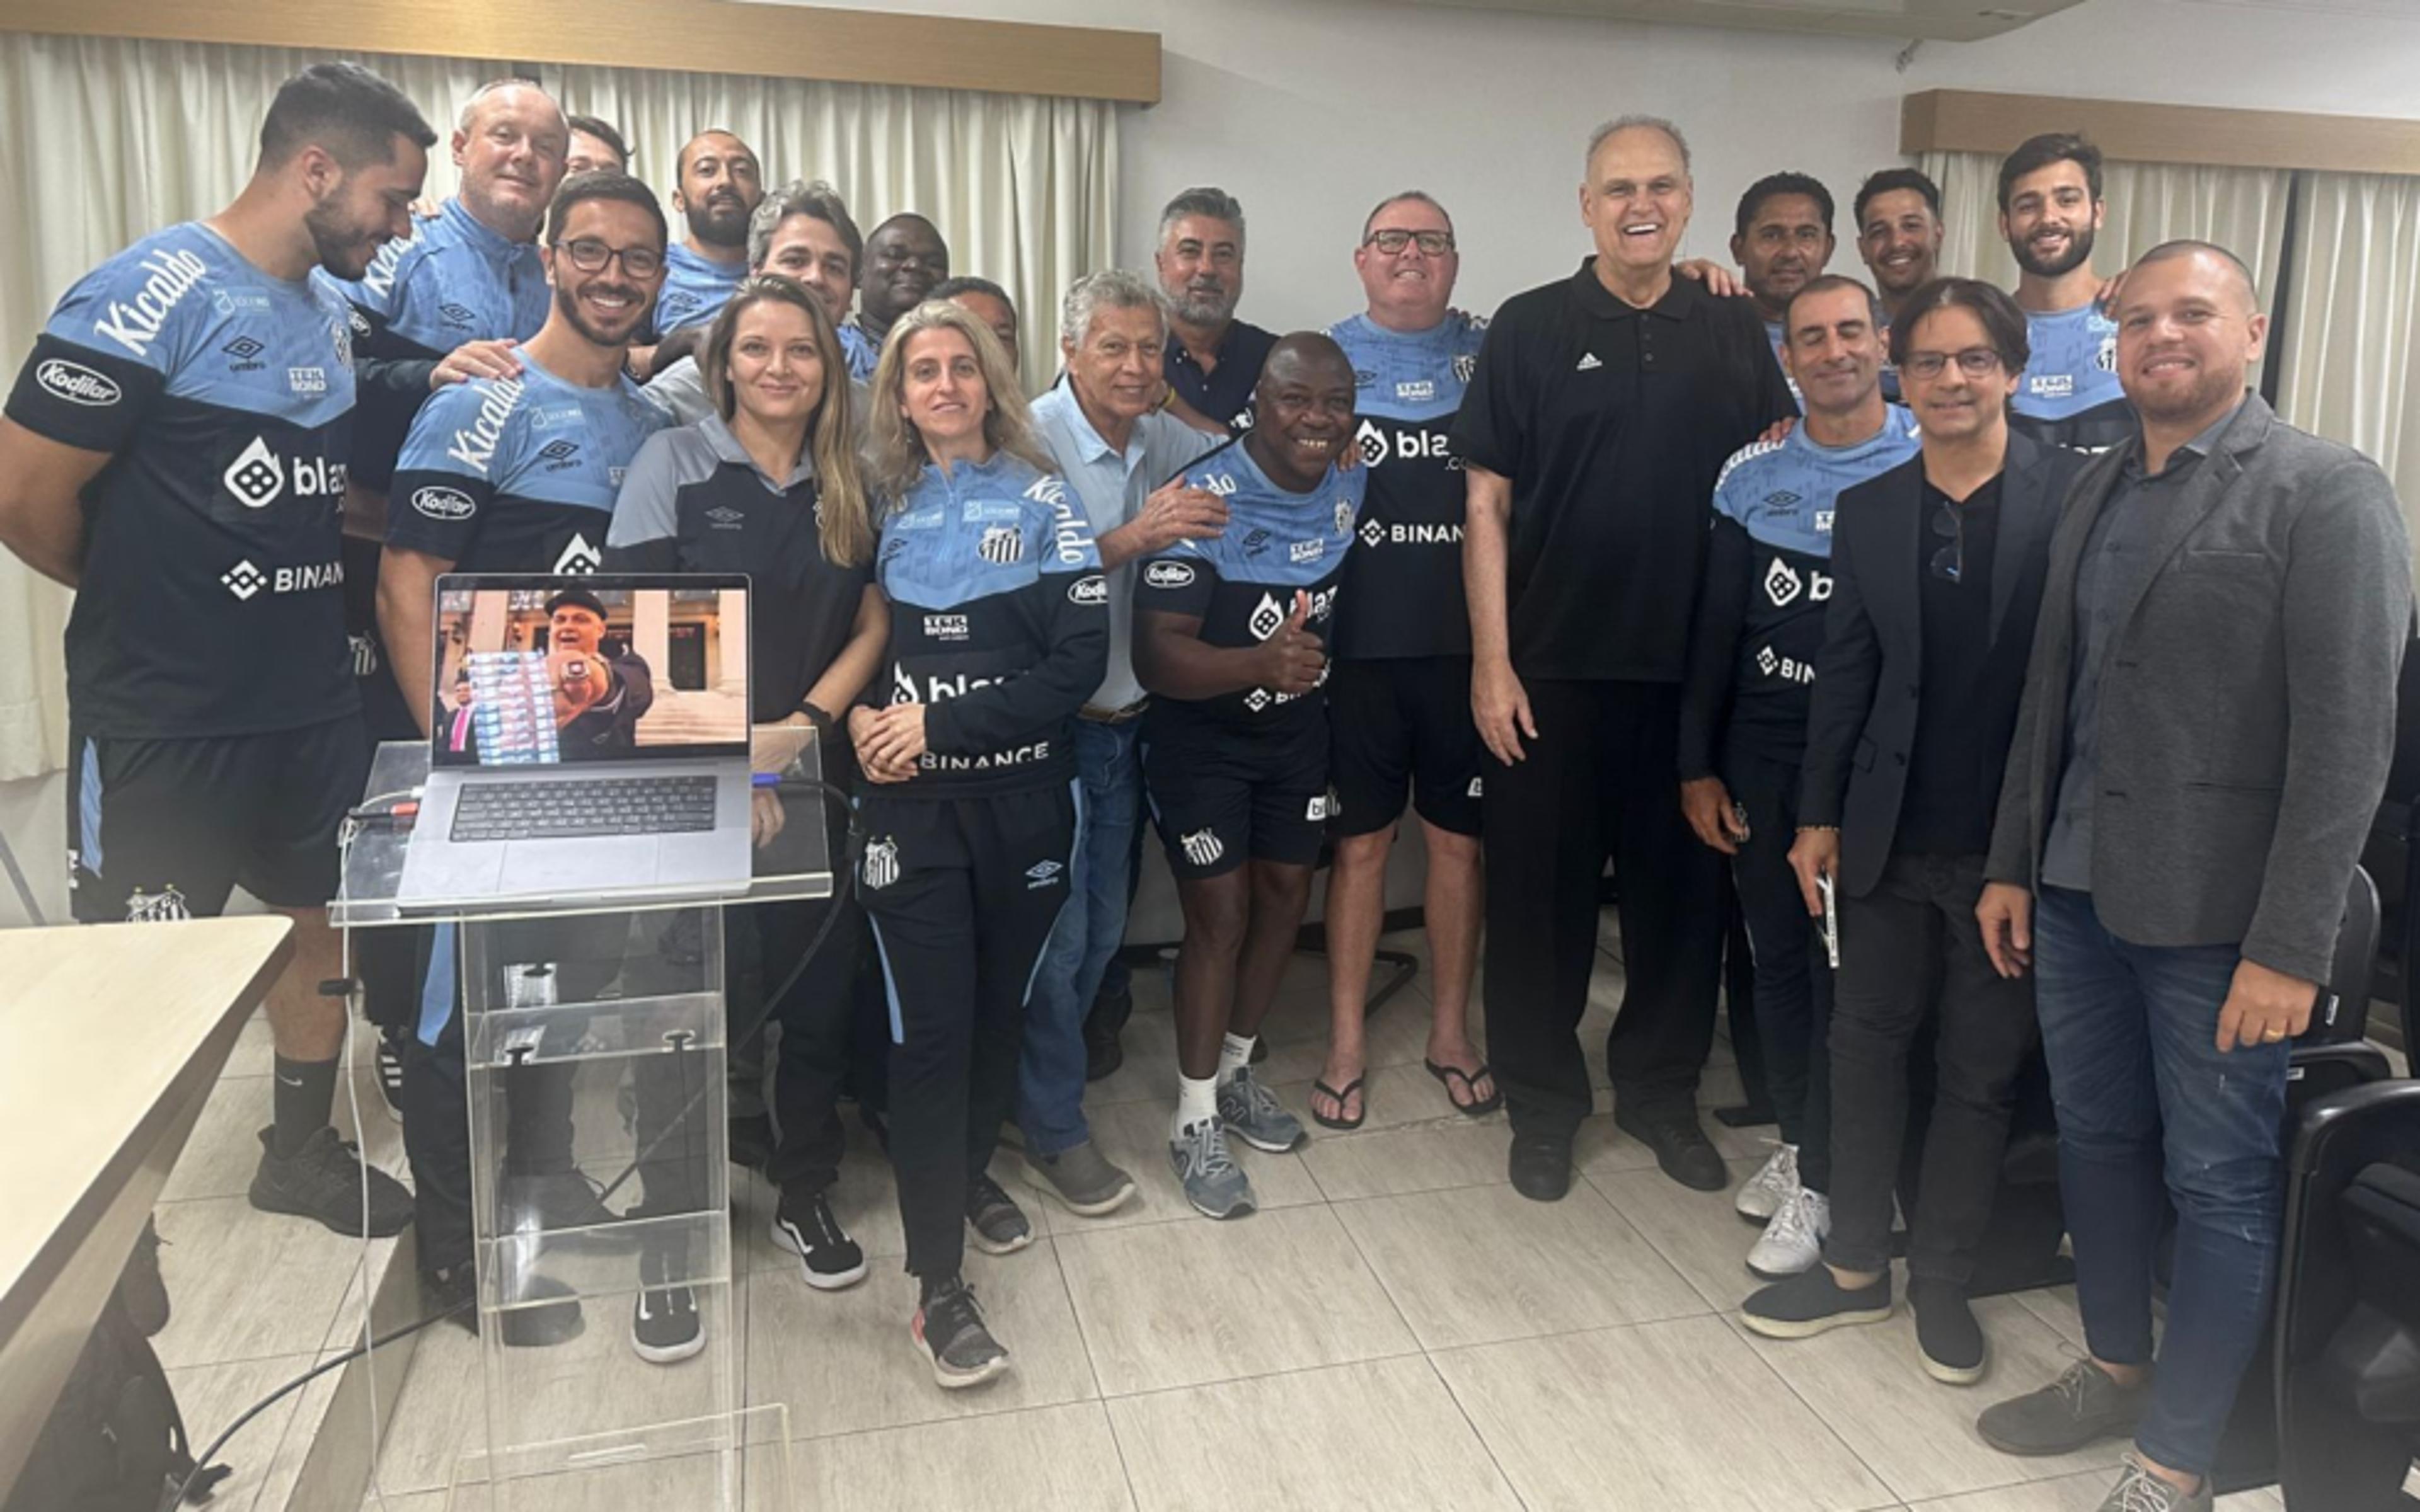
[1360,190,1455,243]
[456,77,564,136]
[748,180,863,274]
[1585,114,1692,178]
[1158,186,1247,253]
[1061,269,1169,350]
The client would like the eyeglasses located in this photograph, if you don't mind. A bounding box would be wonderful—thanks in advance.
[555,238,664,277]
[1364,229,1455,256]
[1930,499,1965,584]
[1900,347,2003,381]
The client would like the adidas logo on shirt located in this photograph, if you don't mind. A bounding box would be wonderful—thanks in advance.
[1575,352,1603,372]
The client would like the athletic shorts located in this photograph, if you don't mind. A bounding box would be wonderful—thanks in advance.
[1141,720,1328,881]
[1327,656,1482,837]
[67,714,369,921]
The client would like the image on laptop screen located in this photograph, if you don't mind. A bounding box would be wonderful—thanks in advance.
[430,578,750,767]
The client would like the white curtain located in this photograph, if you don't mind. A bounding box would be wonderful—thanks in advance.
[0,33,1115,780]
[1918,149,2292,348]
[2276,171,2420,561]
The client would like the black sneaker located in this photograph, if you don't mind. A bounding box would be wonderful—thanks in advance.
[424,1262,587,1346]
[913,1278,1009,1389]
[249,1126,413,1237]
[1911,1278,1987,1384]
[375,1031,406,1121]
[502,1169,636,1252]
[631,1240,704,1365]
[1613,1104,1728,1192]
[1740,1264,1894,1340]
[965,1173,1033,1255]
[1082,1012,1124,1082]
[771,1188,867,1290]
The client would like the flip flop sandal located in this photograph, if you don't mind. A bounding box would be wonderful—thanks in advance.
[1424,1059,1504,1118]
[1310,1075,1366,1131]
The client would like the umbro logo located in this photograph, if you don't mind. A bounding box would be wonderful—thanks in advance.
[1240,528,1272,556]
[1575,352,1603,372]
[1025,859,1064,889]
[705,505,744,527]
[221,335,265,369]
[538,439,580,465]
[439,302,478,326]
[1763,490,1802,509]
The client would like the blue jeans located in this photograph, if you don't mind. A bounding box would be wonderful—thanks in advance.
[2034,886,2291,1476]
[1017,718,1143,1155]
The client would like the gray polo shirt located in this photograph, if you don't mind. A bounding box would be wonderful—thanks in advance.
[1029,380,1223,709]
[2041,399,2244,890]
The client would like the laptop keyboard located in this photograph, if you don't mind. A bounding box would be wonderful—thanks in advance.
[450,776,720,842]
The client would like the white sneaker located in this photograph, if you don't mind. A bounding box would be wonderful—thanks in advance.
[1748,1188,1830,1280]
[1735,1142,1800,1220]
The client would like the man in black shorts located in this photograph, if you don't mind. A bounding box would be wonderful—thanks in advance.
[1134,335,1366,1219]
[0,62,435,1234]
[1315,192,1494,1129]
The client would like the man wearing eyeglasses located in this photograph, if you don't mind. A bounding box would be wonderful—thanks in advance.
[1455,117,1795,1203]
[1741,278,2083,1386]
[1974,243,2408,1512]
[374,171,672,1328]
[1313,192,1493,1132]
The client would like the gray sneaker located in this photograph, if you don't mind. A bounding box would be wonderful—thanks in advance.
[2095,1453,2213,1512]
[1216,1067,1305,1153]
[1169,1118,1256,1220]
[1024,1140,1138,1217]
[1979,1358,2154,1457]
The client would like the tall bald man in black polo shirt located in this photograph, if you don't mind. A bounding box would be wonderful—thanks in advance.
[1457,115,1796,1200]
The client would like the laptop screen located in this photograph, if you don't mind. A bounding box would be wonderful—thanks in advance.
[429,575,751,767]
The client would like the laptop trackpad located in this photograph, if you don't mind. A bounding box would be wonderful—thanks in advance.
[497,837,659,898]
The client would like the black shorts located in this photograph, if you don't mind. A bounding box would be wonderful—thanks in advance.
[1142,719,1328,881]
[1327,656,1482,837]
[67,715,369,921]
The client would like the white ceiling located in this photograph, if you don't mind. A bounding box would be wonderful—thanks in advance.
[1384,0,2093,42]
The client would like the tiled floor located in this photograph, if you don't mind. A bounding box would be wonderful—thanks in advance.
[296,919,2322,1512]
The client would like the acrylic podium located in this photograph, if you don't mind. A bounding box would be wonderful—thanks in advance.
[333,727,838,1512]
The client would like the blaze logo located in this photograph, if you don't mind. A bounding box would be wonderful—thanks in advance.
[1306,792,1335,822]
[1354,418,1388,467]
[1763,558,1802,607]
[1248,593,1286,641]
[224,437,286,509]
[553,533,602,575]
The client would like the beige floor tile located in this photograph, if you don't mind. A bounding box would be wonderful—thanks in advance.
[367,1317,488,1494]
[747,1239,1098,1439]
[1433,1315,1893,1511]
[1056,1204,1418,1395]
[226,1007,279,1079]
[1015,1095,1324,1234]
[153,1194,372,1368]
[1738,1294,2129,1503]
[161,1060,400,1203]
[1586,1156,1770,1312]
[356,1491,447,1511]
[1081,1005,1185,1108]
[1333,1181,1707,1350]
[165,1351,322,1512]
[1906,1468,2287,1508]
[793,1400,1133,1512]
[2009,1283,2092,1351]
[1300,1115,1514,1201]
[1110,1355,1519,1512]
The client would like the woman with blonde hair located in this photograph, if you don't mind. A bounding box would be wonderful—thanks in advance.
[606,275,888,1356]
[852,299,1107,1387]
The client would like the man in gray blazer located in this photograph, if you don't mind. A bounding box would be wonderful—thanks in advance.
[1973,241,2411,1512]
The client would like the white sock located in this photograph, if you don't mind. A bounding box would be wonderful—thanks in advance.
[1174,1074,1218,1137]
[1217,1033,1255,1086]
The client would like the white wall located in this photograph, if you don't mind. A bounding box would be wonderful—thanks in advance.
[806,0,2420,339]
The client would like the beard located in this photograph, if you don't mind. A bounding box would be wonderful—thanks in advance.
[685,195,750,249]
[1172,282,1235,326]
[2013,223,2096,278]
[304,190,384,280]
[555,280,645,348]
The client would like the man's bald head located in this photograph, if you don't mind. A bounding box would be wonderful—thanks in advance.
[1255,332,1354,404]
[1246,333,1358,490]
[2131,239,2258,310]
[673,129,763,249]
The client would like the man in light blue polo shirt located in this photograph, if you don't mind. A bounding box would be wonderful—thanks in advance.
[1018,269,1228,1217]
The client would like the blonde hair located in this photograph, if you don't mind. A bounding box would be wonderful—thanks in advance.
[864,299,1054,507]
[700,275,873,568]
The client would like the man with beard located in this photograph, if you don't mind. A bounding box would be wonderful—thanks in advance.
[651,130,763,338]
[1156,187,1276,434]
[377,171,674,1338]
[1974,243,2409,1512]
[1456,117,1795,1203]
[647,179,869,424]
[1731,173,1836,382]
[844,212,950,377]
[0,62,434,1235]
[2000,134,2131,452]
[1853,168,1944,403]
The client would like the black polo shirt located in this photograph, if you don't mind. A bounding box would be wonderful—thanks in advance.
[1165,318,1277,434]
[1451,259,1795,682]
[601,413,875,722]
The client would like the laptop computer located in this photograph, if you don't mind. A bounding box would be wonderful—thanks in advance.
[396,573,756,909]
